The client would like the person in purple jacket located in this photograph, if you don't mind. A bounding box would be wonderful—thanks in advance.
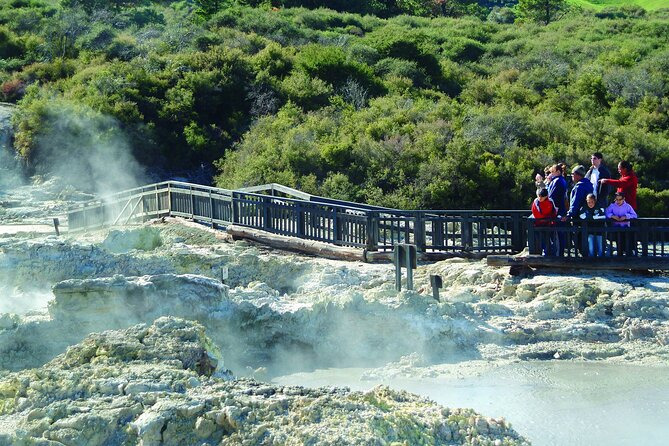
[605,191,638,256]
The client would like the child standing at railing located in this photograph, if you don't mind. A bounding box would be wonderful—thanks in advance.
[578,193,606,257]
[605,192,638,256]
[530,188,557,255]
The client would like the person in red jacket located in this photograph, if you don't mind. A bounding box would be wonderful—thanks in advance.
[600,160,638,210]
[531,188,557,255]
[532,188,557,223]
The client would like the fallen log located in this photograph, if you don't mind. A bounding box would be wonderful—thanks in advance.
[227,225,501,263]
[487,255,669,271]
[226,225,368,261]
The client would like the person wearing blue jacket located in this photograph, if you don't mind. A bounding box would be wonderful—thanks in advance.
[546,164,568,218]
[546,163,568,255]
[561,165,594,256]
[563,165,594,221]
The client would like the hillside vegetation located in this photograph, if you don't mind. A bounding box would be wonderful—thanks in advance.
[1,1,668,214]
[569,0,669,10]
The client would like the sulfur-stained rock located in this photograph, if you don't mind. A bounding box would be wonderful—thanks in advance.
[0,318,528,445]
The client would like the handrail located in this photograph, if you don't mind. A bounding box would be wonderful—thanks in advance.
[66,181,669,258]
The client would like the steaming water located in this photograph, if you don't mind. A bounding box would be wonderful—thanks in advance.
[273,362,669,445]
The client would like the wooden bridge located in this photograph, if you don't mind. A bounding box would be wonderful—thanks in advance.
[66,181,669,267]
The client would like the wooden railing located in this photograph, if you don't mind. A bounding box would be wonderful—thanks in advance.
[67,181,528,254]
[67,181,669,258]
[528,219,669,258]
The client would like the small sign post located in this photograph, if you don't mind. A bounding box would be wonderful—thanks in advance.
[430,274,443,301]
[394,243,417,291]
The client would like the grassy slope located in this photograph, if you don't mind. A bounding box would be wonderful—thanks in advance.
[568,0,669,10]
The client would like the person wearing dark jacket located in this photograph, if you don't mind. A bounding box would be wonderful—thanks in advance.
[600,160,639,211]
[547,164,568,218]
[546,164,568,255]
[563,165,594,221]
[578,193,606,257]
[562,165,594,256]
[585,152,612,208]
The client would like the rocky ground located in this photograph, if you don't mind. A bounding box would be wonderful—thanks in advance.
[0,317,530,446]
[1,177,669,444]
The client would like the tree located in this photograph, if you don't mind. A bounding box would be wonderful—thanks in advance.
[517,0,568,25]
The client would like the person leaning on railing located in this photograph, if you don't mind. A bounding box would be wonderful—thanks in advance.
[605,191,638,256]
[530,188,557,255]
[559,165,593,256]
[600,160,638,211]
[578,193,607,257]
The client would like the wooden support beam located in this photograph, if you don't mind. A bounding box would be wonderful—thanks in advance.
[487,255,669,271]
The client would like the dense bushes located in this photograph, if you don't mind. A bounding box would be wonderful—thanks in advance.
[1,1,668,214]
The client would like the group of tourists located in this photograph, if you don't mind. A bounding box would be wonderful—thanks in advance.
[530,153,639,257]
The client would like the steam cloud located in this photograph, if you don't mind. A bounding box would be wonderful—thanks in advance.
[0,103,24,189]
[32,103,146,195]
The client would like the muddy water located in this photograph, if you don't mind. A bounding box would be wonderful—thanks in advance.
[273,362,669,445]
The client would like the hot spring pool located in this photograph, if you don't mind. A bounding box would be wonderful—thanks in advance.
[273,361,669,445]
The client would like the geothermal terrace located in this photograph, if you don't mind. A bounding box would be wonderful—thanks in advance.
[1,178,668,445]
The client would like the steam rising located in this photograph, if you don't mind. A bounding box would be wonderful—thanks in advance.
[0,287,53,315]
[32,103,146,195]
[0,103,23,188]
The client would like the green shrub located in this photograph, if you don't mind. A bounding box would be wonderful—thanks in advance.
[0,26,23,59]
[637,187,669,217]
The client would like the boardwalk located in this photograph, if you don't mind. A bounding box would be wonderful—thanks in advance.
[67,181,669,262]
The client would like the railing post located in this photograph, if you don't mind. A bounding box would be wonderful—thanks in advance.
[414,213,426,252]
[433,218,444,248]
[640,220,649,256]
[209,189,214,227]
[366,211,379,251]
[230,192,237,224]
[297,201,305,238]
[263,196,271,231]
[167,183,172,215]
[154,184,159,218]
[581,222,589,257]
[511,214,523,253]
[462,215,473,251]
[527,223,536,254]
[332,206,340,243]
[190,185,195,220]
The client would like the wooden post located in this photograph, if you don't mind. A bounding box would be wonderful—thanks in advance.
[406,246,414,290]
[430,274,442,301]
[209,190,214,227]
[190,185,195,220]
[433,219,444,248]
[297,201,305,238]
[511,214,523,252]
[414,213,426,252]
[230,192,237,224]
[333,207,340,244]
[263,196,271,231]
[581,222,589,257]
[527,223,536,254]
[53,218,60,236]
[462,215,473,251]
[366,211,379,251]
[639,221,649,256]
[167,183,172,215]
[394,244,403,291]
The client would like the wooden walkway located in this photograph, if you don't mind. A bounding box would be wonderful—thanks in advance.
[67,181,526,255]
[66,181,669,266]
